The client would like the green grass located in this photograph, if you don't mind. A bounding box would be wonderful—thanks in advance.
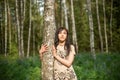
[0,53,120,80]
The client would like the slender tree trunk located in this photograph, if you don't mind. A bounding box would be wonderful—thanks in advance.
[103,0,108,53]
[33,22,35,56]
[27,0,32,58]
[62,0,69,29]
[42,0,56,80]
[1,14,4,54]
[16,0,21,57]
[8,1,11,54]
[86,0,96,59]
[14,24,17,43]
[96,0,103,52]
[110,0,113,47]
[23,0,26,18]
[70,0,78,52]
[0,21,2,54]
[4,0,7,56]
[60,0,64,27]
[20,0,24,57]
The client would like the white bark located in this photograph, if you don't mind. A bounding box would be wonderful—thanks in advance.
[87,0,96,59]
[42,0,56,80]
[96,0,103,52]
[62,0,69,29]
[27,0,32,58]
[60,0,64,27]
[70,0,78,52]
[103,0,108,53]
[4,0,7,56]
[16,0,21,57]
[8,2,12,54]
[110,0,113,47]
[20,0,24,57]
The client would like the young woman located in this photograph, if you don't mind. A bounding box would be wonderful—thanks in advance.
[39,27,77,80]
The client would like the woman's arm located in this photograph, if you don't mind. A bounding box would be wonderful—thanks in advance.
[52,45,76,68]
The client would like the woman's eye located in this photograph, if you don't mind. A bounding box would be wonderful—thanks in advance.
[63,32,67,34]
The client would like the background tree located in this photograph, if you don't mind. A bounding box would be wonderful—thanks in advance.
[15,0,22,57]
[20,0,25,57]
[110,0,113,48]
[86,0,96,59]
[0,0,119,59]
[4,0,7,56]
[103,0,108,53]
[96,0,103,52]
[62,0,69,29]
[70,0,78,52]
[27,0,32,58]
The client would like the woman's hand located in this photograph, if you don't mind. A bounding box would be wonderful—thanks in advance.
[39,44,48,60]
[52,45,57,57]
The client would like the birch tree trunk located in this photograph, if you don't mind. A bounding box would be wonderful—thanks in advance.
[96,0,103,52]
[103,0,108,53]
[20,0,25,57]
[62,0,69,29]
[42,0,56,80]
[8,1,11,54]
[60,0,64,27]
[16,0,21,57]
[110,0,113,47]
[4,0,7,56]
[86,0,96,59]
[27,0,32,58]
[33,23,35,56]
[70,0,78,52]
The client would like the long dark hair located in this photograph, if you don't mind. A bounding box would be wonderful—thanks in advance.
[54,27,71,55]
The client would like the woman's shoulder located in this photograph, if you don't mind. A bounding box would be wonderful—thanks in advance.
[70,44,75,49]
[70,44,75,52]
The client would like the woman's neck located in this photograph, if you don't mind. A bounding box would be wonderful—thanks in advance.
[58,41,65,46]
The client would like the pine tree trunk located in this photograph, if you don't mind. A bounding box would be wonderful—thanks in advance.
[42,0,56,80]
[62,0,69,29]
[70,0,78,52]
[96,0,103,52]
[27,0,32,58]
[86,0,96,59]
[103,0,108,53]
[4,0,7,56]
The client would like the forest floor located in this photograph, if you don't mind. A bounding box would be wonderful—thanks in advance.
[0,53,120,80]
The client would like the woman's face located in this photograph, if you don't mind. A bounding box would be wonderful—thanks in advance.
[58,29,67,42]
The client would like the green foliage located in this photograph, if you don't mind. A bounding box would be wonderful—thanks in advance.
[73,53,120,80]
[8,42,18,59]
[0,56,41,80]
[0,53,120,80]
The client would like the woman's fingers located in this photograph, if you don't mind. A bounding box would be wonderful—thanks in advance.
[52,45,55,50]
